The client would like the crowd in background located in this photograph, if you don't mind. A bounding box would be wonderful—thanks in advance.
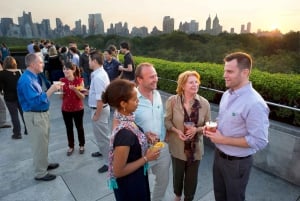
[0,41,269,201]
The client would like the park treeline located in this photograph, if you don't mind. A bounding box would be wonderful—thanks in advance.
[2,31,300,74]
[1,32,300,125]
[132,56,300,127]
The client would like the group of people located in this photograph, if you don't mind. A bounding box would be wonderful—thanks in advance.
[101,52,269,201]
[0,44,270,201]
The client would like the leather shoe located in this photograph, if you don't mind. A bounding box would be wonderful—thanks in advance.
[47,163,59,170]
[35,173,56,181]
[91,151,102,157]
[0,124,11,128]
[11,134,22,139]
[98,165,108,173]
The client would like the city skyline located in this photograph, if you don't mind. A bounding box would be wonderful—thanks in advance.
[1,0,299,34]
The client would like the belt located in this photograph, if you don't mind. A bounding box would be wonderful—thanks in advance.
[28,109,48,113]
[217,149,251,160]
[90,104,108,109]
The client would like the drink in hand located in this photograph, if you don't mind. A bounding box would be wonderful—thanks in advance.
[205,121,217,132]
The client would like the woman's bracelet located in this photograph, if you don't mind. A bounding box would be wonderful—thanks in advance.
[143,156,148,163]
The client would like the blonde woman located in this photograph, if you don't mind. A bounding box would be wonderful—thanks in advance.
[165,70,211,201]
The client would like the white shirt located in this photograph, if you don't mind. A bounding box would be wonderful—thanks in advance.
[88,67,110,107]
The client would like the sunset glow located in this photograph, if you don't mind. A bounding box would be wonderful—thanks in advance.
[1,0,299,34]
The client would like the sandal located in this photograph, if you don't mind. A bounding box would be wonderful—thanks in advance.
[79,146,85,154]
[67,148,74,156]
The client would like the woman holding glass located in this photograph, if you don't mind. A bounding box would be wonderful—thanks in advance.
[164,70,211,201]
[60,62,85,156]
[102,79,159,201]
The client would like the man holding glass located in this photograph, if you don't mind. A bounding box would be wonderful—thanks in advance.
[205,52,269,201]
[134,62,171,201]
[17,53,60,181]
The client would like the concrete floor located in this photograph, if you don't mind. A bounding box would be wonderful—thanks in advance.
[0,92,299,201]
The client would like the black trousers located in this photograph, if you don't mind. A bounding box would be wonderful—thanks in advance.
[213,150,253,201]
[171,156,200,201]
[62,110,85,148]
[5,100,27,135]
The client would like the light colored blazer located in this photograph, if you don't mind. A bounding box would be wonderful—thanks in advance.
[164,94,211,161]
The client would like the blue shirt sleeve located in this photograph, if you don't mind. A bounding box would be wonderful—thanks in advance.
[17,71,50,111]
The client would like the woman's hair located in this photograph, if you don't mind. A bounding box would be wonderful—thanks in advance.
[1,43,7,48]
[176,70,201,95]
[48,46,57,56]
[3,56,17,69]
[33,44,41,53]
[64,61,80,77]
[69,46,77,54]
[102,79,136,109]
[107,44,118,57]
[60,46,68,54]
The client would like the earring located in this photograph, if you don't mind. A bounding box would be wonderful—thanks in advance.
[123,107,126,112]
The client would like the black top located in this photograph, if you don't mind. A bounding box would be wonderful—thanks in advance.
[114,128,143,162]
[121,52,135,80]
[0,70,21,101]
[79,53,91,73]
[113,128,150,201]
[48,55,63,71]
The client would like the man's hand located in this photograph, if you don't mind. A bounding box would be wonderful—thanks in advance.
[146,132,159,145]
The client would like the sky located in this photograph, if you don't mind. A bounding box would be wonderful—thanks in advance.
[1,0,300,34]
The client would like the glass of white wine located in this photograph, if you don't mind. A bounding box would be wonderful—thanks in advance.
[53,81,65,94]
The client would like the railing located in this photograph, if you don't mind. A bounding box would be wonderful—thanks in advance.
[158,77,300,112]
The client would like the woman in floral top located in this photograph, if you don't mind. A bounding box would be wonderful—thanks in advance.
[102,79,159,201]
[60,62,86,156]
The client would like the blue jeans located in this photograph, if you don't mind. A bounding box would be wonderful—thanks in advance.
[82,71,91,88]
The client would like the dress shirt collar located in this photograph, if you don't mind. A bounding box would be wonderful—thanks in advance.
[229,82,252,97]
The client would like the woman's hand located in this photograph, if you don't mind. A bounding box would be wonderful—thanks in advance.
[185,126,197,139]
[144,148,160,162]
[176,129,188,141]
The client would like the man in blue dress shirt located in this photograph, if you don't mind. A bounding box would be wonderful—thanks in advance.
[205,52,270,201]
[134,62,171,201]
[17,53,60,181]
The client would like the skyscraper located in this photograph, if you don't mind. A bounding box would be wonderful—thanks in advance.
[241,24,245,34]
[247,22,251,33]
[75,19,82,35]
[88,13,104,35]
[18,11,34,38]
[0,18,13,36]
[206,15,211,32]
[163,16,174,33]
[212,15,222,35]
[189,20,199,33]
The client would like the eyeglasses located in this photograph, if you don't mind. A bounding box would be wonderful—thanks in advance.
[63,67,70,71]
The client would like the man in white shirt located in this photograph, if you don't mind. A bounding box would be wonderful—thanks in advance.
[88,50,110,173]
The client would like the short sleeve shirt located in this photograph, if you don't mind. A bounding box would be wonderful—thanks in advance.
[113,128,142,163]
[60,77,84,112]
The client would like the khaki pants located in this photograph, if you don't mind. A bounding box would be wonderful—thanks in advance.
[91,106,110,165]
[24,111,50,178]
